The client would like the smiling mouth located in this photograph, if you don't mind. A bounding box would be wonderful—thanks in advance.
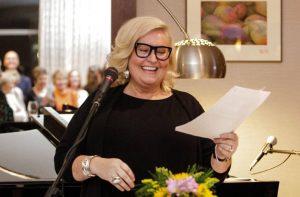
[141,66,158,71]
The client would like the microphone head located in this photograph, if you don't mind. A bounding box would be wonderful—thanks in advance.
[267,136,277,146]
[104,67,118,82]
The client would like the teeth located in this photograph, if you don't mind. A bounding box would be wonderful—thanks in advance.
[142,66,157,71]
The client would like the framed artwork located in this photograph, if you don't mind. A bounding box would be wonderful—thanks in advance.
[187,0,281,61]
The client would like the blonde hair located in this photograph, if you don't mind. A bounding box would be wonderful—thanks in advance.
[52,69,67,83]
[0,70,20,86]
[107,16,177,93]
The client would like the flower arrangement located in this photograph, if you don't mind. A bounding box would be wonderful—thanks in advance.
[135,165,219,197]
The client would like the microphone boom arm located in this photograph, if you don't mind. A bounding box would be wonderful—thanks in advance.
[269,148,300,155]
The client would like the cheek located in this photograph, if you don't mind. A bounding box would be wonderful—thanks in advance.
[161,60,170,69]
[73,79,80,84]
[37,78,47,85]
[4,83,13,90]
[40,80,47,86]
[158,60,170,74]
[128,54,141,68]
[55,80,65,87]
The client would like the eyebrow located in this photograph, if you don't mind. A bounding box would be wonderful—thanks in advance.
[136,42,171,48]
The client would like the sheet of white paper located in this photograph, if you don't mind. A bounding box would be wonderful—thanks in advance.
[175,86,271,139]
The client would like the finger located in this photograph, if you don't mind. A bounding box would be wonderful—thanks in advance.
[213,138,234,148]
[216,144,232,158]
[115,177,132,191]
[219,132,238,140]
[117,169,135,189]
[219,143,233,152]
[120,162,135,182]
[218,140,237,154]
[114,183,125,192]
[214,135,238,147]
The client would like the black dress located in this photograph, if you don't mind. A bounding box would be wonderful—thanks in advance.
[54,85,228,197]
[0,90,14,132]
[25,89,40,106]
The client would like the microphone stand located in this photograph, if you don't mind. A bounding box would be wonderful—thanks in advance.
[269,148,300,156]
[44,92,106,197]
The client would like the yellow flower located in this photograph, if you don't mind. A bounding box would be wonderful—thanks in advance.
[135,165,219,197]
[142,179,155,184]
[141,179,160,190]
[196,184,217,197]
[154,187,170,197]
[171,172,189,180]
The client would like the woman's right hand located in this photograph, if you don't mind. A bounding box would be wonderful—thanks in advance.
[89,156,135,192]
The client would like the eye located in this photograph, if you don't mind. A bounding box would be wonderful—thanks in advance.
[138,46,150,52]
[156,48,168,54]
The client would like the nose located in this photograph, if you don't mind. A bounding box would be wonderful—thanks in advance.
[147,49,158,63]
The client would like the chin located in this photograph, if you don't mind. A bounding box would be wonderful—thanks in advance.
[141,79,162,87]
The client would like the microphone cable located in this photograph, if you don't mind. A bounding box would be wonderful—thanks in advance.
[250,153,291,175]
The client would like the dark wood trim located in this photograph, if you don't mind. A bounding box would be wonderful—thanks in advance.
[111,0,136,45]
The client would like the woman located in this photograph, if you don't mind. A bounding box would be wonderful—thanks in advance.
[0,70,28,122]
[83,65,104,94]
[0,81,14,126]
[26,66,54,109]
[52,69,78,112]
[67,69,89,106]
[1,50,32,101]
[54,16,238,196]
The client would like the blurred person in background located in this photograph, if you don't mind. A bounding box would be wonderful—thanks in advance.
[0,77,14,129]
[67,69,89,106]
[26,66,54,109]
[0,70,28,122]
[1,50,32,101]
[0,59,13,128]
[83,65,104,94]
[52,69,78,112]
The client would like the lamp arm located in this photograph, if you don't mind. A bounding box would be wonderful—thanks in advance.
[269,148,300,156]
[156,0,190,40]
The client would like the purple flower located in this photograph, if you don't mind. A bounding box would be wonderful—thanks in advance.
[166,176,198,195]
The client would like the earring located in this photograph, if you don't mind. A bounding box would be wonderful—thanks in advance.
[124,69,130,79]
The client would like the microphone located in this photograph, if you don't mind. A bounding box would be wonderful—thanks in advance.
[249,136,277,171]
[93,67,118,104]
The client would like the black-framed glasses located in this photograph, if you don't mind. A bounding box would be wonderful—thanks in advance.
[134,42,172,61]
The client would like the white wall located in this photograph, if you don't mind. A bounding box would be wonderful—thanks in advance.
[137,1,300,196]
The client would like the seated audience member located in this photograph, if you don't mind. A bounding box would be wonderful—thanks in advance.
[0,86,13,123]
[0,70,28,122]
[26,66,54,109]
[1,50,32,100]
[83,65,104,94]
[67,69,88,106]
[52,69,78,112]
[0,90,17,132]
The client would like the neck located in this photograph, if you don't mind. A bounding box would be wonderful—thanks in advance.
[124,82,170,100]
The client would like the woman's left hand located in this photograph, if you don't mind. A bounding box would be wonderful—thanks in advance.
[213,132,239,160]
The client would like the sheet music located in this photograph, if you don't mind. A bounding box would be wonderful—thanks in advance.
[42,107,69,128]
[176,86,270,139]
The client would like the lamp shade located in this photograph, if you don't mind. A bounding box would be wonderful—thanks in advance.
[156,0,226,79]
[176,44,226,79]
